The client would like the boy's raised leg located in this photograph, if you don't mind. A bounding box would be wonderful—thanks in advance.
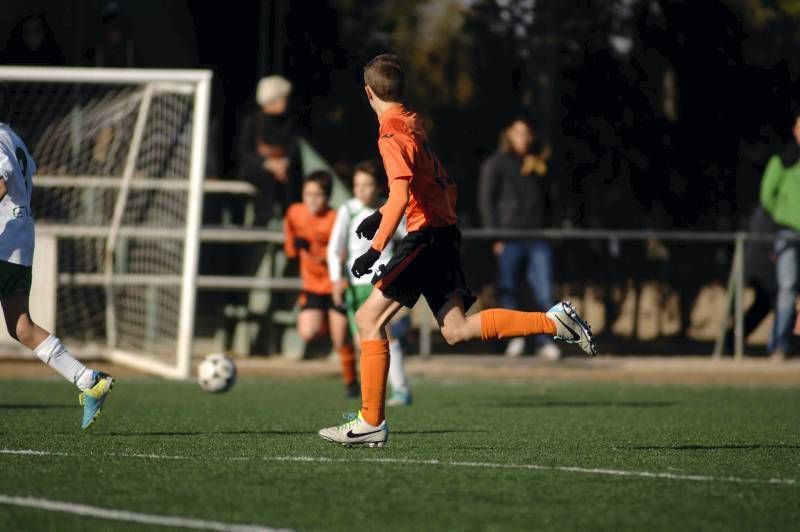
[436,294,596,356]
[1,290,114,430]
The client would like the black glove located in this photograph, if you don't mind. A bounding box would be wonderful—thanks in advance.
[294,237,310,251]
[351,247,381,278]
[355,210,383,240]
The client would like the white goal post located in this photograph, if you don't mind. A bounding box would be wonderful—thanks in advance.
[0,67,211,379]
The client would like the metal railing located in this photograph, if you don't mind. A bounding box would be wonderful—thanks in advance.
[40,219,799,359]
[36,177,798,359]
[461,228,795,360]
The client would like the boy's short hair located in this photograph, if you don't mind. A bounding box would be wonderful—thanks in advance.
[353,159,386,190]
[353,159,378,180]
[363,54,405,103]
[304,170,333,198]
[507,113,534,130]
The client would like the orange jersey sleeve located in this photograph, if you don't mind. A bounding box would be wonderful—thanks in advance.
[377,105,458,232]
[372,179,409,252]
[378,131,415,183]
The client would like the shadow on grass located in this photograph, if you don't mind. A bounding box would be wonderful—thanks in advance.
[479,399,680,409]
[393,430,488,435]
[622,443,800,451]
[103,430,309,437]
[0,404,74,410]
[101,429,485,437]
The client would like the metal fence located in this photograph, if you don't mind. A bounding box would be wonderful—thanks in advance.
[40,179,799,360]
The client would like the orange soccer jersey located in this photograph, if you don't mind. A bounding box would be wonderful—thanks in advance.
[377,105,458,232]
[283,203,337,295]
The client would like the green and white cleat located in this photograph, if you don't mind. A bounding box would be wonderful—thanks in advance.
[318,411,388,448]
[79,371,114,430]
[546,301,597,356]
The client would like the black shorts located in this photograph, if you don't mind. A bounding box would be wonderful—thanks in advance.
[372,225,476,315]
[298,291,346,314]
[0,260,32,297]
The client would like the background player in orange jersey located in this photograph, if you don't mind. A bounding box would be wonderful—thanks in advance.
[318,54,597,447]
[284,171,358,397]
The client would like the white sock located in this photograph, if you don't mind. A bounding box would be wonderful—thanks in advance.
[33,334,93,390]
[388,339,409,394]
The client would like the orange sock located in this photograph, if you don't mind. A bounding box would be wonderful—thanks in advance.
[338,344,356,385]
[479,308,556,340]
[359,339,389,426]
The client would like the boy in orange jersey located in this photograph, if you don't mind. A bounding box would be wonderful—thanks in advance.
[318,55,597,447]
[285,171,357,397]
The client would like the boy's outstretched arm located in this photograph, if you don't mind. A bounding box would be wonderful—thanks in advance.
[372,179,409,251]
[351,179,409,278]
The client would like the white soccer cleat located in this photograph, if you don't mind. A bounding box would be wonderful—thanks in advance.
[546,301,597,356]
[318,411,388,448]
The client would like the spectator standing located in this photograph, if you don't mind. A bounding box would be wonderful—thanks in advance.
[479,117,559,359]
[760,111,800,360]
[723,205,778,353]
[2,15,64,66]
[236,75,302,222]
[84,3,138,67]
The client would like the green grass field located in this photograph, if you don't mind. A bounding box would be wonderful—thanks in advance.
[0,376,798,531]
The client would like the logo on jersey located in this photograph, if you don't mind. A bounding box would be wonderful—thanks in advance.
[12,206,30,219]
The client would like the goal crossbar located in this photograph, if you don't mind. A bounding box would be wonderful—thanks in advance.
[0,67,212,380]
[0,66,210,84]
[34,176,258,194]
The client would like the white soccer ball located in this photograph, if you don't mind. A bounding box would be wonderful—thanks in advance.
[197,353,237,393]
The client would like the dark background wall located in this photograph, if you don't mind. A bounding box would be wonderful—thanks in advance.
[3,0,799,231]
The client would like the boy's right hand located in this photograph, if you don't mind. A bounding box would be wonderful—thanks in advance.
[355,211,383,240]
[351,248,381,278]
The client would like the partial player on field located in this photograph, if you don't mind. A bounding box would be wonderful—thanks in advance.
[318,54,597,447]
[284,170,356,397]
[0,85,113,430]
[326,160,412,406]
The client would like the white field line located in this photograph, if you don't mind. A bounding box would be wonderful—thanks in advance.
[269,456,797,486]
[0,448,188,460]
[1,448,796,487]
[0,494,288,532]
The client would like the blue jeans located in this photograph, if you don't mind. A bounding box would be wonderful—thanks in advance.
[771,230,799,354]
[497,240,554,345]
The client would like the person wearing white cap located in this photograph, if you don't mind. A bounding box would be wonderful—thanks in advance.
[256,75,292,114]
[236,74,301,219]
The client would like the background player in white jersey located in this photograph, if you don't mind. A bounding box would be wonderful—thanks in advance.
[0,85,113,430]
[327,160,412,405]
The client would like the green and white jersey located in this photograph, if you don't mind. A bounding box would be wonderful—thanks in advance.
[0,123,36,266]
[327,198,406,286]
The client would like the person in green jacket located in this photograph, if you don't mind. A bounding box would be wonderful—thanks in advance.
[760,111,800,358]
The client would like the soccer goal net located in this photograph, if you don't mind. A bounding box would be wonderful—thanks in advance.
[0,67,211,379]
